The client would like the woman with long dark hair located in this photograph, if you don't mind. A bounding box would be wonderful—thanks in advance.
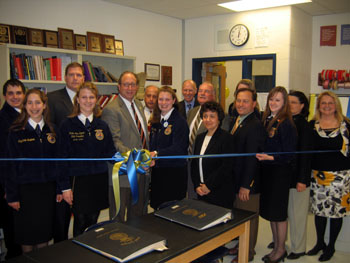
[256,86,297,263]
[286,90,313,260]
[6,89,68,253]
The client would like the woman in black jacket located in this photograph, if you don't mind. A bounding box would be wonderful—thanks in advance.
[256,86,297,263]
[286,90,313,260]
[191,101,234,209]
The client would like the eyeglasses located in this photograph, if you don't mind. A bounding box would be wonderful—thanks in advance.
[121,83,137,88]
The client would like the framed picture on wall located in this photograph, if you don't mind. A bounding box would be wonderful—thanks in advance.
[145,63,160,81]
[161,66,172,85]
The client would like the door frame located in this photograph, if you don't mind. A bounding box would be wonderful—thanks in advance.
[192,54,276,89]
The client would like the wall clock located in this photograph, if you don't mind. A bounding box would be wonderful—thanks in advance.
[229,24,249,47]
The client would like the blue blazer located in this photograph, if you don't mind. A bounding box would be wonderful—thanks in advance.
[59,116,116,179]
[150,109,189,167]
[6,123,66,202]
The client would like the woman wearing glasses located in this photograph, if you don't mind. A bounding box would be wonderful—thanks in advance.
[307,91,350,262]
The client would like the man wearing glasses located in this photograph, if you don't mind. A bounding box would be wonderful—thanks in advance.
[102,71,149,222]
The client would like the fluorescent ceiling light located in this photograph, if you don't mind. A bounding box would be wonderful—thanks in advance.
[218,0,312,12]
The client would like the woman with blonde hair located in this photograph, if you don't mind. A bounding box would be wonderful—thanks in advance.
[60,82,116,236]
[307,91,350,262]
[256,86,297,263]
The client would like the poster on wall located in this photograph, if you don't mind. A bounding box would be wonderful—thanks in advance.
[341,24,350,45]
[320,25,337,46]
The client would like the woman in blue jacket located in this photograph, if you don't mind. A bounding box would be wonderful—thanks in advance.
[60,82,116,237]
[7,89,68,253]
[149,86,189,210]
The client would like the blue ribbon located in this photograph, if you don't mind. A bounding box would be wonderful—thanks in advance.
[0,149,339,162]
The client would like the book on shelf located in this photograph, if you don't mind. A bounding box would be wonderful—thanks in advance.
[154,199,233,231]
[72,221,167,263]
[9,53,71,81]
[98,93,118,109]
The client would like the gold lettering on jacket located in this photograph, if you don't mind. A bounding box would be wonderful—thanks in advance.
[18,138,35,143]
[69,131,85,141]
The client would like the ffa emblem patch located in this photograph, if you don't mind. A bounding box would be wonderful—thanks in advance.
[47,133,56,144]
[95,129,104,140]
[164,125,172,135]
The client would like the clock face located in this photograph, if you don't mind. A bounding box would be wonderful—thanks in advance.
[229,24,249,47]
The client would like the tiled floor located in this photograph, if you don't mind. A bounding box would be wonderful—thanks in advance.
[223,213,350,263]
[69,210,350,263]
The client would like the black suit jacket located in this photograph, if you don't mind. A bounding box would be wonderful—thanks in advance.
[290,114,312,187]
[178,99,199,119]
[191,128,234,209]
[47,88,73,126]
[231,113,266,194]
[0,102,20,190]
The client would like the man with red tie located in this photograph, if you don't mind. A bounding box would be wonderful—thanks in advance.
[102,71,149,222]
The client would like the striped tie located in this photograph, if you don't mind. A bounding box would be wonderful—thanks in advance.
[189,112,201,154]
[231,116,241,135]
[131,102,147,149]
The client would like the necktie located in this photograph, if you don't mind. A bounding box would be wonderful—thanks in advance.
[85,118,91,130]
[35,124,41,138]
[186,103,192,114]
[189,112,201,154]
[231,116,241,135]
[131,102,147,149]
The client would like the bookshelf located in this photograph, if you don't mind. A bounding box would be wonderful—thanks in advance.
[0,44,135,96]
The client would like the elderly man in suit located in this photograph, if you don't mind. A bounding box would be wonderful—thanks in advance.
[178,80,199,119]
[47,62,85,243]
[102,71,149,222]
[187,81,215,199]
[0,79,25,259]
[224,88,266,262]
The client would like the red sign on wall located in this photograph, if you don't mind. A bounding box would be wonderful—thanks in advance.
[320,25,337,46]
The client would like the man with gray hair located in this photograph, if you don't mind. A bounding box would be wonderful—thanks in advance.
[178,80,199,119]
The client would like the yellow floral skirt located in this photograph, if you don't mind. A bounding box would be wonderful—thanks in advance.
[310,169,350,218]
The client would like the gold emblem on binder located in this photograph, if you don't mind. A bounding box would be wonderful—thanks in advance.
[109,232,140,245]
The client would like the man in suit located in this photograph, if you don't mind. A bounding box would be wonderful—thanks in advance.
[178,79,199,119]
[143,85,158,123]
[226,88,266,262]
[48,62,85,126]
[102,71,149,222]
[187,81,215,199]
[47,62,85,243]
[0,79,25,260]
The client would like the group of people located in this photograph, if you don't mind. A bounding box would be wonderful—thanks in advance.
[0,62,348,263]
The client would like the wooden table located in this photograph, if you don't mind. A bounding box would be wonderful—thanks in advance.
[8,208,255,263]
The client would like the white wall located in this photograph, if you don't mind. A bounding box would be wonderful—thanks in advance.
[289,7,312,95]
[184,6,293,89]
[311,13,350,95]
[0,0,183,94]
